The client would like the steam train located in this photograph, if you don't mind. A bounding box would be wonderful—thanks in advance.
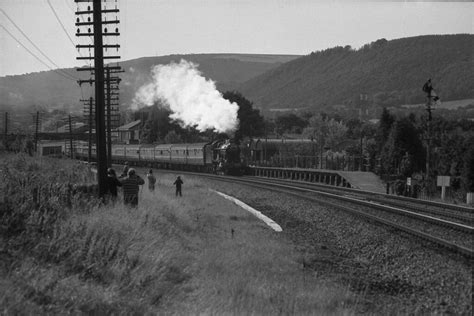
[73,139,245,175]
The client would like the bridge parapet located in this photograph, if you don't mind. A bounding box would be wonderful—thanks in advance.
[249,166,386,193]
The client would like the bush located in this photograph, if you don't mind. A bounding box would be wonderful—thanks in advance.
[462,147,474,192]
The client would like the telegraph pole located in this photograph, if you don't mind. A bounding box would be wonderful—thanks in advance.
[106,68,112,167]
[80,97,95,162]
[34,111,40,152]
[68,115,74,158]
[92,0,107,196]
[88,97,93,162]
[75,0,122,197]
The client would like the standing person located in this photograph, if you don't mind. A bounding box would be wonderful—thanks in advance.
[106,168,122,202]
[173,176,183,197]
[146,169,156,192]
[120,168,145,207]
[121,162,129,178]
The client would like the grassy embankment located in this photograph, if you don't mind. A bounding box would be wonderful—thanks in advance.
[0,153,355,314]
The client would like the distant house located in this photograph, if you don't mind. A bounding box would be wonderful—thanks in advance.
[115,120,142,144]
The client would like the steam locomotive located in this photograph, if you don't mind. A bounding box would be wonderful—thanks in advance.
[73,139,245,175]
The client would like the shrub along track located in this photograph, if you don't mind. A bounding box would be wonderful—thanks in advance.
[189,174,472,315]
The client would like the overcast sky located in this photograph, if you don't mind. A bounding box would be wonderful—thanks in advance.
[0,0,472,77]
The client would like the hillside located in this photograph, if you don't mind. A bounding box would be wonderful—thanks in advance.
[0,53,299,114]
[239,34,474,111]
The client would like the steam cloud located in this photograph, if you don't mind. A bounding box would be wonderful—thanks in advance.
[132,60,239,133]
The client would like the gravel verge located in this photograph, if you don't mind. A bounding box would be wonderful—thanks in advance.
[301,191,473,250]
[202,178,472,315]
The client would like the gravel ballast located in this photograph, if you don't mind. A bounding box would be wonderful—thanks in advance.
[203,178,472,315]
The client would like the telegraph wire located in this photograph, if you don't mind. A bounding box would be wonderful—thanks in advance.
[67,0,94,63]
[46,0,77,47]
[48,0,94,74]
[0,8,79,80]
[0,24,77,82]
[63,0,75,13]
[46,0,86,59]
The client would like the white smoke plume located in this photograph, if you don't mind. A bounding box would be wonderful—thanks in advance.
[132,60,239,133]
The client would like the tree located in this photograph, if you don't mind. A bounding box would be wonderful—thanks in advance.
[462,145,474,192]
[345,118,363,139]
[222,91,265,142]
[138,105,182,143]
[302,114,348,150]
[164,130,182,144]
[376,108,395,150]
[325,118,349,150]
[379,108,395,140]
[380,118,425,176]
[275,113,308,135]
[141,117,159,143]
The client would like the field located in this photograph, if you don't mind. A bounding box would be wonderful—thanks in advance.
[0,153,355,314]
[2,153,471,314]
[401,98,474,110]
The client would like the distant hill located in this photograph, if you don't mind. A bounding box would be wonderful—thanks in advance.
[239,34,474,111]
[0,53,299,114]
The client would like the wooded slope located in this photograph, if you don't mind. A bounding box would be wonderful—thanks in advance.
[239,35,474,110]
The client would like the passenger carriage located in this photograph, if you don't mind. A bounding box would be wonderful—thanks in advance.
[154,144,172,167]
[61,138,246,175]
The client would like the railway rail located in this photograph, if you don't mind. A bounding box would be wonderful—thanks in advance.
[180,172,473,259]
[252,176,473,225]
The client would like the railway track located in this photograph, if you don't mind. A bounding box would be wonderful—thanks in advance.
[251,176,474,225]
[183,172,473,259]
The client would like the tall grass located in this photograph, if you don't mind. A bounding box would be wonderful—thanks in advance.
[1,154,355,314]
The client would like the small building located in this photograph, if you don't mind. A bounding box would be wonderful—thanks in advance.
[115,120,141,144]
[36,140,65,157]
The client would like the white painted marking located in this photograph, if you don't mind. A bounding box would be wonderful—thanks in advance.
[212,190,282,232]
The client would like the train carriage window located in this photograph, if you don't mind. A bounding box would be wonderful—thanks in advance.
[186,149,189,155]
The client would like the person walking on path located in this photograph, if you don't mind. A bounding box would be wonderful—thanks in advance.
[106,168,122,202]
[120,168,145,207]
[173,176,183,197]
[146,169,156,192]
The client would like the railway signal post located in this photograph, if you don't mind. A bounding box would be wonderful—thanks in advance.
[426,98,432,180]
[422,78,439,182]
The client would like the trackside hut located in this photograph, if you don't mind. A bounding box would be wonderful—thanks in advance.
[115,120,142,144]
[36,140,65,157]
